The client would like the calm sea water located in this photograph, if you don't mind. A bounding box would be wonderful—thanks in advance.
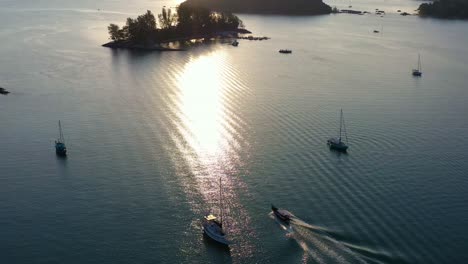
[1,0,467,263]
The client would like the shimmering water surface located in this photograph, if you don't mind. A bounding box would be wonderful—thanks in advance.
[1,0,468,263]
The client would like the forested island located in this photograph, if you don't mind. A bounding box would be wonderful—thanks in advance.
[104,2,248,50]
[419,0,468,19]
[182,0,331,15]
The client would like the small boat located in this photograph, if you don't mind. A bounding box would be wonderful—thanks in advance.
[55,120,67,156]
[271,205,292,223]
[202,178,230,246]
[327,109,349,152]
[412,54,422,77]
[231,40,239,47]
[279,49,292,54]
[374,25,383,34]
[0,87,10,95]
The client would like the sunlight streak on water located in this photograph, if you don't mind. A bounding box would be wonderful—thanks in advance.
[177,52,226,160]
[173,50,256,261]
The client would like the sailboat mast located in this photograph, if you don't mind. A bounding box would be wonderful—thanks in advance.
[219,177,223,225]
[418,54,422,71]
[339,109,343,142]
[343,112,349,144]
[58,120,64,142]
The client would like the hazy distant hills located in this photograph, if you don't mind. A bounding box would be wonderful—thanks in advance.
[180,0,332,15]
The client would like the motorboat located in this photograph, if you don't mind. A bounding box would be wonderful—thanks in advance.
[271,204,292,223]
[279,49,292,54]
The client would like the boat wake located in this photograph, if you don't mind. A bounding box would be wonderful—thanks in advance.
[272,212,371,264]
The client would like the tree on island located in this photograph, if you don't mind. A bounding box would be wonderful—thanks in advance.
[158,7,178,29]
[107,4,244,45]
[419,0,468,19]
[108,10,157,43]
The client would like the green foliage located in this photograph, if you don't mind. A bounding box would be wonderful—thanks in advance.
[125,10,157,44]
[108,24,121,41]
[158,7,178,29]
[176,3,243,34]
[107,5,244,44]
[419,0,468,19]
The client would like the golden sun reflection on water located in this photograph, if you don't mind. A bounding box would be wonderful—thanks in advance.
[174,51,256,258]
[177,52,227,158]
[174,50,239,204]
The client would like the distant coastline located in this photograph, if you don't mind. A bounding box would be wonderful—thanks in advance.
[181,0,332,15]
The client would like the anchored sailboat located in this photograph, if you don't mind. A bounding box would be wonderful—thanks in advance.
[202,178,230,246]
[55,120,67,156]
[327,109,349,152]
[412,54,422,77]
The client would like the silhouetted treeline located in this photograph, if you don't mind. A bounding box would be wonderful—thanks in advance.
[419,0,468,19]
[107,4,243,45]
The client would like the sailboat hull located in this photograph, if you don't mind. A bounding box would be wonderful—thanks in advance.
[55,142,67,156]
[55,149,67,156]
[327,138,348,152]
[202,219,230,246]
[329,144,348,151]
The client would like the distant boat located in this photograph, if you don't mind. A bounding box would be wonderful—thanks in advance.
[202,178,230,246]
[374,25,383,34]
[412,54,422,77]
[55,120,67,156]
[279,49,292,54]
[327,109,349,152]
[271,205,292,223]
[231,40,239,47]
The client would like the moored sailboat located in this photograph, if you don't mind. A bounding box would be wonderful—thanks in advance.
[202,178,230,246]
[412,54,422,77]
[327,109,349,152]
[55,120,67,156]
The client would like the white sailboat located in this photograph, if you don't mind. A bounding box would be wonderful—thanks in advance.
[202,178,230,246]
[327,109,349,152]
[412,54,422,77]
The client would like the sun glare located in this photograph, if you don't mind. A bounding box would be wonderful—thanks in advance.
[176,51,227,160]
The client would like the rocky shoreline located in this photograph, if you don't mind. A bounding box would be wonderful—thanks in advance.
[102,28,252,51]
[102,41,186,51]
